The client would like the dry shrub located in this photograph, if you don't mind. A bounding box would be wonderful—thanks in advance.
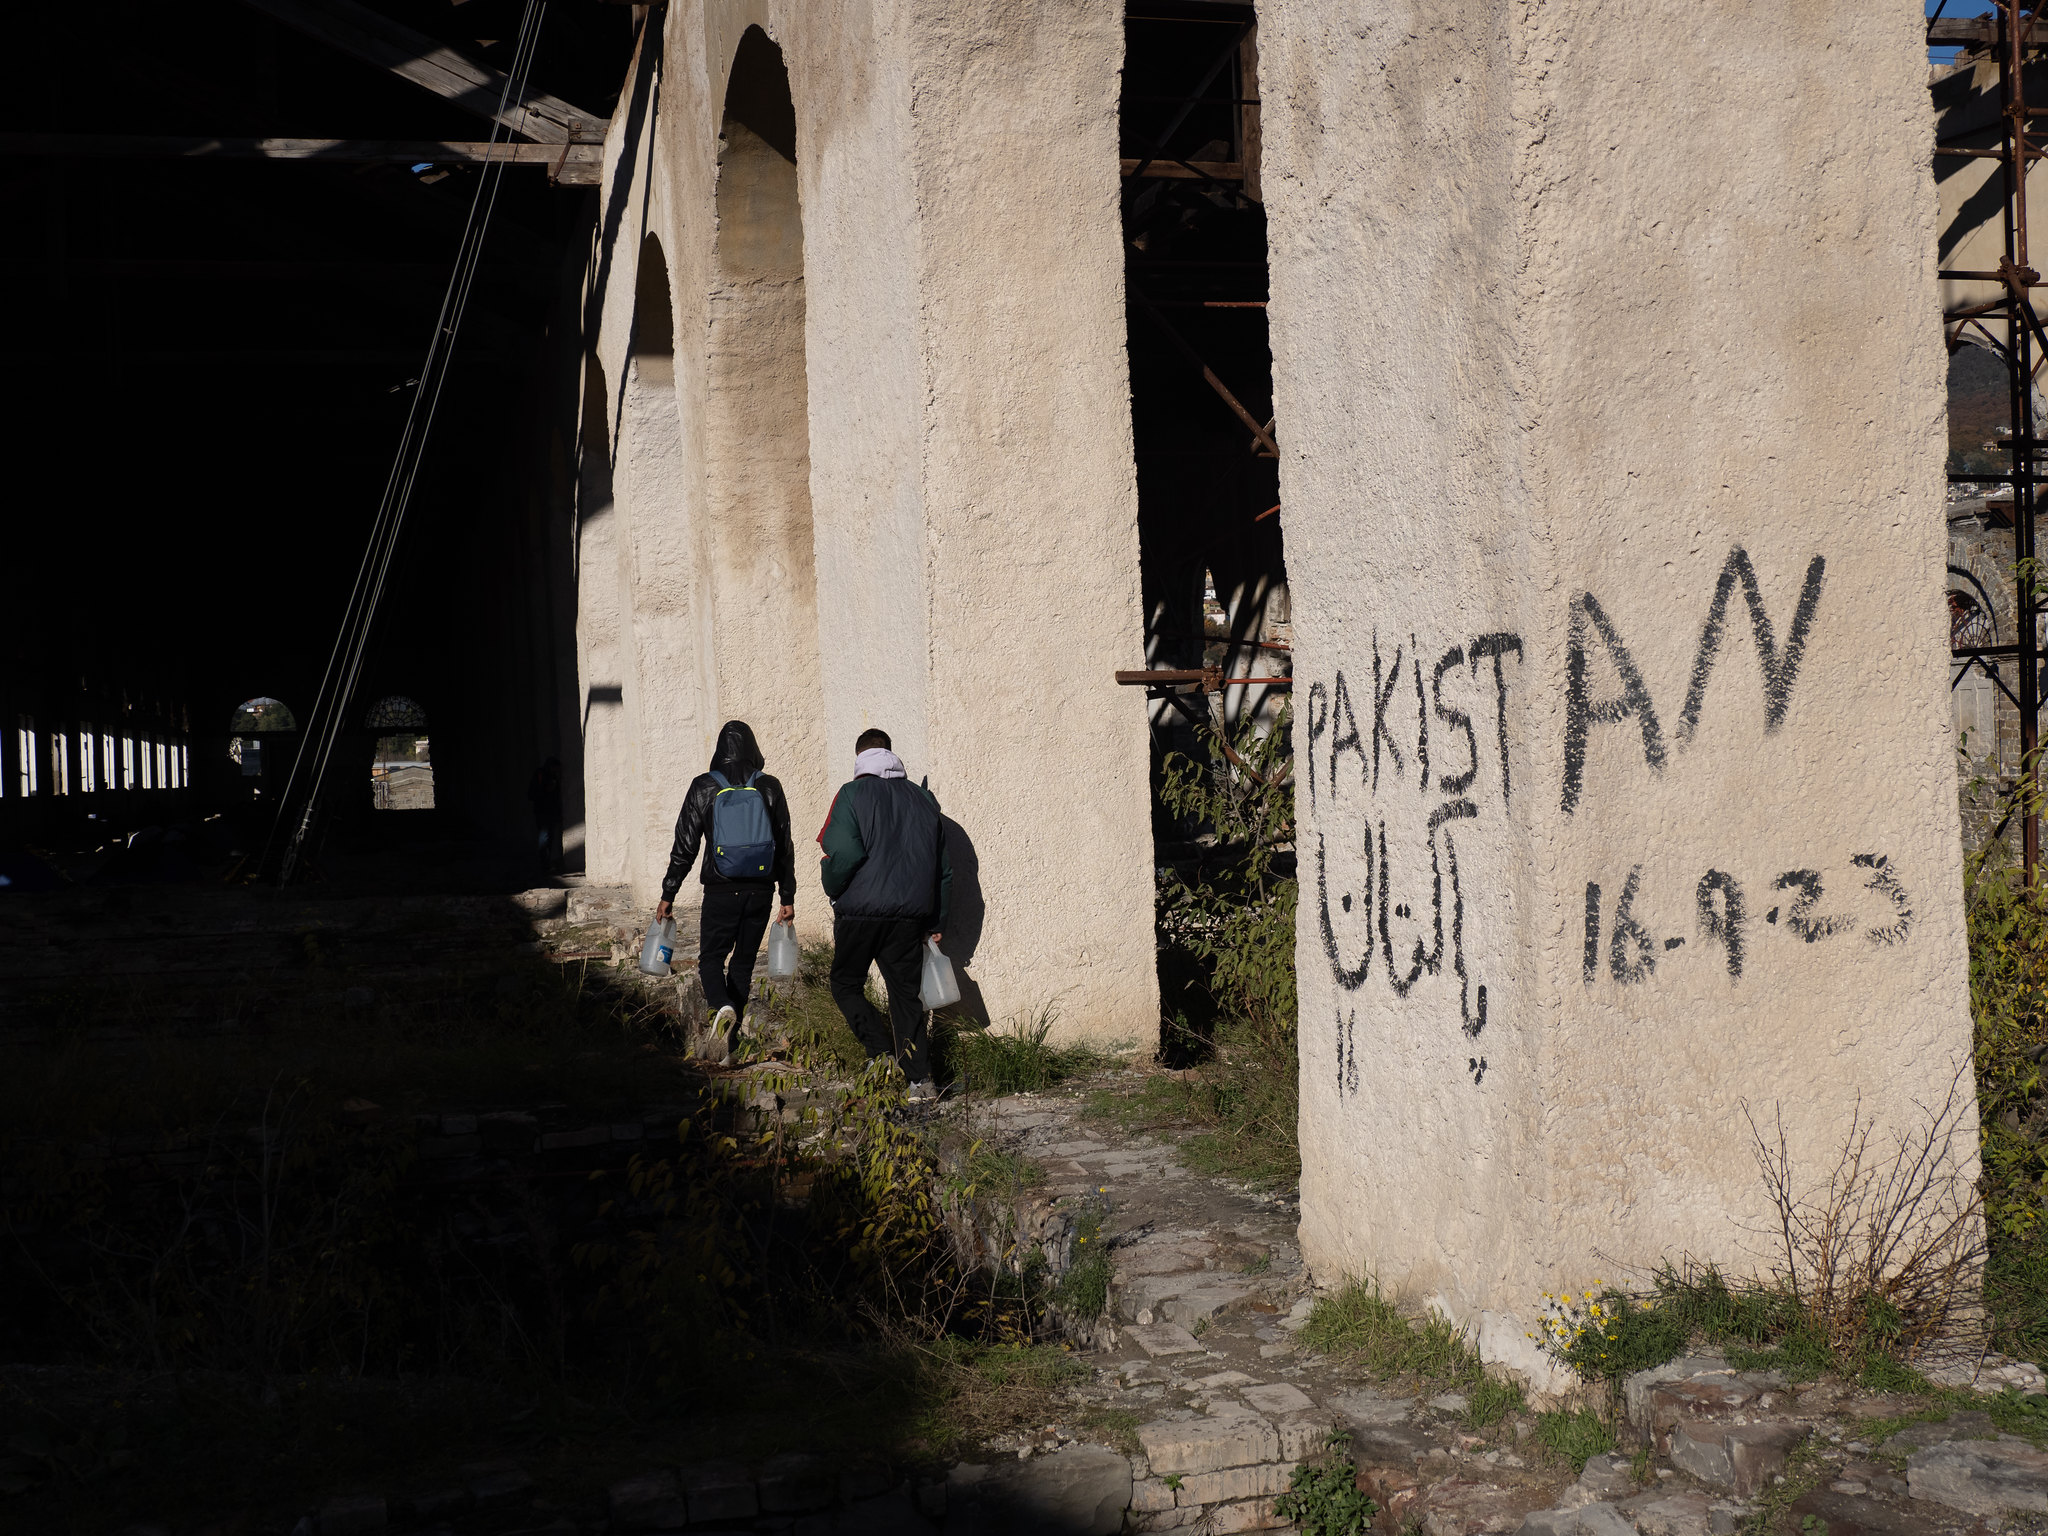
[1743,1069,1986,1356]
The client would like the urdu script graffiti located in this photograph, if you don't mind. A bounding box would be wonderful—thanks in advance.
[1306,547,1914,1091]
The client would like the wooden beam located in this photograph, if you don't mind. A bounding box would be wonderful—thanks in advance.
[1121,157,1244,182]
[1,134,601,185]
[235,0,608,143]
[1930,16,2048,51]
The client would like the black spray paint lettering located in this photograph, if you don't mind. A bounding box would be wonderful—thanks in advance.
[1582,857,1912,985]
[1852,854,1913,947]
[1376,821,1435,997]
[1433,646,1479,794]
[1696,869,1746,981]
[1609,865,1657,983]
[1374,800,1479,1000]
[1335,1007,1359,1097]
[1413,637,1430,789]
[1468,634,1523,806]
[1328,671,1365,805]
[1676,549,1826,746]
[1443,824,1487,1038]
[1371,634,1405,792]
[1468,1056,1487,1086]
[1305,680,1329,810]
[1561,594,1666,815]
[1315,829,1373,990]
[1771,870,1851,944]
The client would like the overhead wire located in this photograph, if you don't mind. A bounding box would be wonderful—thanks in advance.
[267,0,551,882]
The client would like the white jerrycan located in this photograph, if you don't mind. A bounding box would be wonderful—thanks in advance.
[765,919,799,981]
[637,914,676,976]
[919,938,961,1009]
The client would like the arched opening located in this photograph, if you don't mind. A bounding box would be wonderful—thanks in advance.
[365,695,434,810]
[227,696,297,800]
[701,26,829,861]
[603,232,708,888]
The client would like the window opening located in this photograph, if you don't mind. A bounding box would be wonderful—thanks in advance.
[51,731,69,796]
[102,731,114,792]
[371,733,434,810]
[122,735,135,791]
[79,725,96,794]
[230,697,297,733]
[366,697,434,810]
[17,717,37,797]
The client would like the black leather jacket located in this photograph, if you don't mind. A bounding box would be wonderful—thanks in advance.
[659,721,797,904]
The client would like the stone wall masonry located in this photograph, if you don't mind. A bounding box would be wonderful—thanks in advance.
[1262,0,1976,1378]
[579,1,1157,1044]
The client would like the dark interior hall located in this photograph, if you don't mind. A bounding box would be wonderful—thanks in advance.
[2,1,633,885]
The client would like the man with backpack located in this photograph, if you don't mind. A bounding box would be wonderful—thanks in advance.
[817,728,951,1100]
[654,720,796,1043]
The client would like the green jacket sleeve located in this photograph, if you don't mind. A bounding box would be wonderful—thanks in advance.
[817,783,866,900]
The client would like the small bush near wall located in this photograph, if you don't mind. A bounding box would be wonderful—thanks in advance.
[1966,813,2048,1364]
[1110,711,1300,1184]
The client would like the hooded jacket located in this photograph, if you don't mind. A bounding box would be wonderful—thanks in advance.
[660,721,797,904]
[817,769,951,924]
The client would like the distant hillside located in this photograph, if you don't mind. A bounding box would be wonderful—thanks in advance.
[1951,342,2010,470]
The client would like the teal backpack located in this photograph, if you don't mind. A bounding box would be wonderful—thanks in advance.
[708,771,775,879]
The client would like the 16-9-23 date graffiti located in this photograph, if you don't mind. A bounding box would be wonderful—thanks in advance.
[1306,546,1917,1087]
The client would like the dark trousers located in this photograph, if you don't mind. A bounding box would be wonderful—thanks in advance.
[699,886,772,1016]
[830,914,930,1082]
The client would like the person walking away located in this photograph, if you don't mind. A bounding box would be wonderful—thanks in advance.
[817,728,951,1100]
[655,720,796,1045]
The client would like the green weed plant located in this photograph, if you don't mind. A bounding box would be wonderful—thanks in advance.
[1273,1429,1378,1536]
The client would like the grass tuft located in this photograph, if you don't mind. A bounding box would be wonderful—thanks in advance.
[765,940,867,1074]
[1533,1408,1614,1473]
[951,1005,1107,1095]
[1465,1376,1525,1428]
[1297,1281,1479,1384]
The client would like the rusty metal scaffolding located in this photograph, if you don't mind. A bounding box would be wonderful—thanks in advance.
[1937,4,2046,879]
[1115,2,1293,744]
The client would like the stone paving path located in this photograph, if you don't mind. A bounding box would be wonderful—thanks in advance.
[939,1086,2048,1536]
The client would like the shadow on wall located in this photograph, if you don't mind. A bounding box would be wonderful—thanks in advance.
[939,812,988,1025]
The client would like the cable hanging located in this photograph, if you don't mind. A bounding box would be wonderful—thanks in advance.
[266,0,552,884]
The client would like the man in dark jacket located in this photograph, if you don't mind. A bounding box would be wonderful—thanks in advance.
[817,727,951,1099]
[655,720,796,1040]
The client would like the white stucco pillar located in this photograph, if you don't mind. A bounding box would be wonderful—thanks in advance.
[1264,1,1974,1377]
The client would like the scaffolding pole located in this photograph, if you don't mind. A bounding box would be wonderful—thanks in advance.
[1941,2,2046,882]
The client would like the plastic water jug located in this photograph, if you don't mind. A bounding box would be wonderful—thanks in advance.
[637,915,676,977]
[765,919,799,981]
[919,938,961,1010]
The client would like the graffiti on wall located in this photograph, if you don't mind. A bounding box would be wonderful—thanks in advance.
[1306,546,1913,1090]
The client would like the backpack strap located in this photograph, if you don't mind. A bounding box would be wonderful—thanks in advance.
[708,770,730,789]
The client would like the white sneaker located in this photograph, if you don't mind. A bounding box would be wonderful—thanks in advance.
[905,1079,938,1104]
[712,1005,737,1036]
